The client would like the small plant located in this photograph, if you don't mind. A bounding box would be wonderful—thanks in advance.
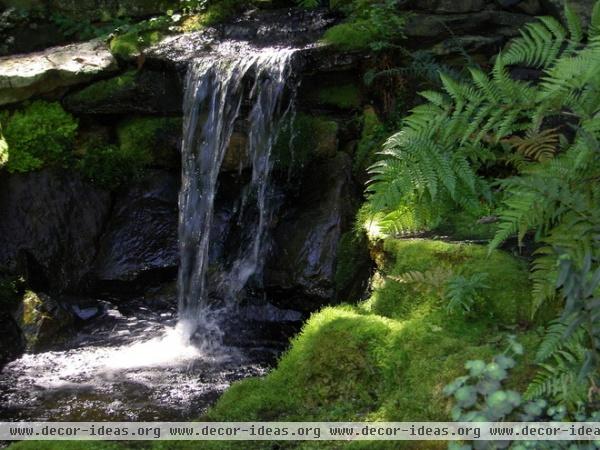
[444,336,525,423]
[390,269,489,314]
[323,0,406,51]
[445,272,490,313]
[2,101,78,173]
[296,0,320,8]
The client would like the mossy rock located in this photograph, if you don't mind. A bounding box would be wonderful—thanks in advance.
[306,83,362,110]
[117,116,182,169]
[273,113,339,173]
[109,29,164,58]
[1,100,78,173]
[335,230,372,301]
[65,70,137,109]
[16,291,74,352]
[64,70,182,115]
[353,105,386,180]
[196,239,538,450]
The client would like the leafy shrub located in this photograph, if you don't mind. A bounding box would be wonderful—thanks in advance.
[323,0,406,51]
[368,0,600,418]
[2,101,78,173]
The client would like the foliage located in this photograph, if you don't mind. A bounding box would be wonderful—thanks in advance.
[109,19,168,57]
[391,269,489,314]
[443,336,525,422]
[367,0,600,422]
[117,116,180,166]
[445,340,600,449]
[2,101,78,173]
[296,0,321,7]
[322,0,407,51]
[445,272,490,314]
[50,13,132,40]
[77,116,178,188]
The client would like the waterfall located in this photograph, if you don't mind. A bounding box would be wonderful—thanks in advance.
[177,45,296,348]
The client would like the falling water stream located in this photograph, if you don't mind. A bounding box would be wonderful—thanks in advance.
[0,44,298,421]
[178,43,296,348]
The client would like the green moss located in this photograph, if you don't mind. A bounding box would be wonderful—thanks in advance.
[69,71,137,106]
[373,239,532,324]
[202,0,244,25]
[323,19,376,51]
[77,116,180,188]
[315,84,361,110]
[273,113,339,172]
[322,0,406,51]
[193,238,537,450]
[2,101,78,173]
[433,209,498,241]
[110,29,164,58]
[353,106,386,176]
[335,231,370,299]
[117,116,182,167]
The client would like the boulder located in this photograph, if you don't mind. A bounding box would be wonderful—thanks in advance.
[541,0,596,25]
[0,39,118,106]
[408,0,488,13]
[0,169,111,292]
[15,290,74,352]
[0,312,23,368]
[265,152,360,311]
[63,69,183,115]
[92,170,179,293]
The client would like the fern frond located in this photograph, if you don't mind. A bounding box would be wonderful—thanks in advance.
[503,127,560,162]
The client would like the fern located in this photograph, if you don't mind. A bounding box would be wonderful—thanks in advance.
[389,267,453,297]
[526,330,588,407]
[444,272,490,313]
[503,127,560,163]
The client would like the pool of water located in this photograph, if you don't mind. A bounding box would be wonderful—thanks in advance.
[0,297,279,421]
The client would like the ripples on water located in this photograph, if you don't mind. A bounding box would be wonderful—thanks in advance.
[0,300,270,421]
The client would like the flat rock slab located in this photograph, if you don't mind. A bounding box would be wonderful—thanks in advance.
[0,40,118,106]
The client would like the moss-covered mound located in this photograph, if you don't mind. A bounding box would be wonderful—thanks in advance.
[188,239,537,449]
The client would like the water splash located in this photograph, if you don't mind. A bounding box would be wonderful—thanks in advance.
[178,44,296,346]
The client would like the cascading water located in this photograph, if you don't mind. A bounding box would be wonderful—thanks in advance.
[177,44,296,349]
[0,42,300,423]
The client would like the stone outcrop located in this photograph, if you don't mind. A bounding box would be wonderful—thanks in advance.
[265,153,360,311]
[0,169,111,292]
[0,39,118,106]
[92,171,179,294]
[64,69,183,115]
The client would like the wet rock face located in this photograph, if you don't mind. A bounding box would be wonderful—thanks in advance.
[92,171,179,295]
[0,169,111,293]
[0,312,23,368]
[265,153,359,311]
[144,8,337,70]
[0,40,118,106]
